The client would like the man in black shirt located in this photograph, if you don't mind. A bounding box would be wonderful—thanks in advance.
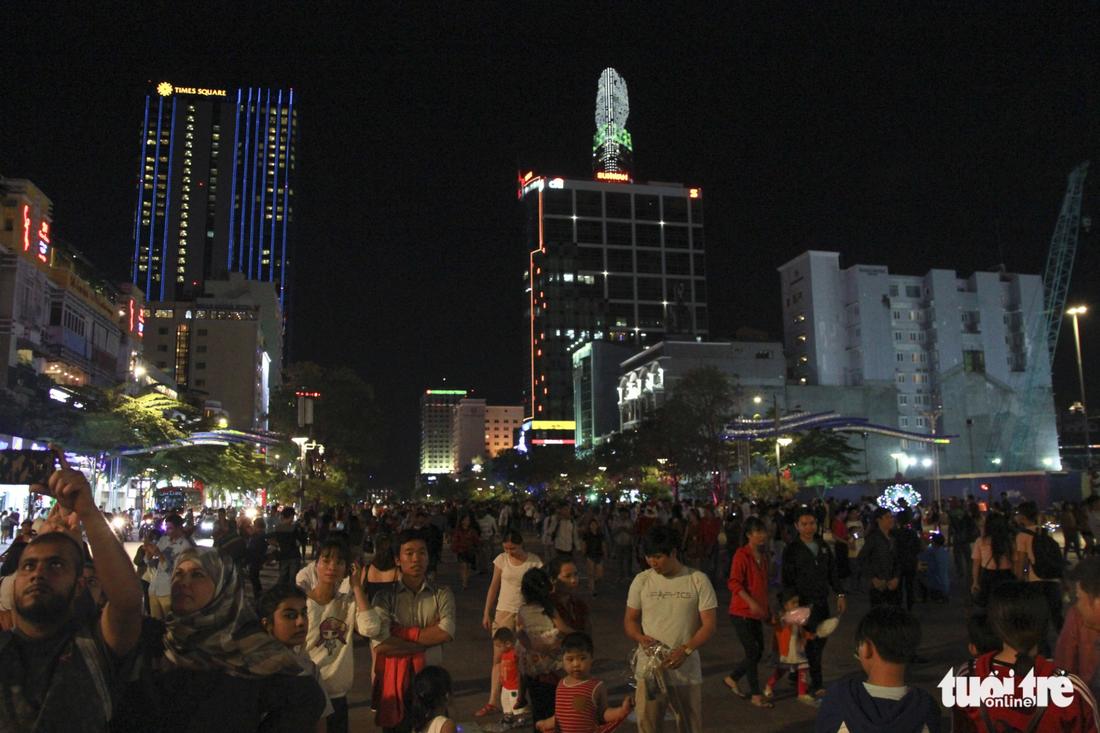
[782,507,847,700]
[0,448,143,731]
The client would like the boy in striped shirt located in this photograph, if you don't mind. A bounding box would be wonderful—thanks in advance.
[536,633,632,733]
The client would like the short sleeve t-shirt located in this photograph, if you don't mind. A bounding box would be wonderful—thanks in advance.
[626,566,718,686]
[494,552,543,613]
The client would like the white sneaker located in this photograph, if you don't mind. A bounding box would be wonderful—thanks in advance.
[816,617,840,638]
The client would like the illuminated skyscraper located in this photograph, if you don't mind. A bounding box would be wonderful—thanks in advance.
[419,389,468,475]
[131,82,298,310]
[519,174,706,422]
[520,69,706,424]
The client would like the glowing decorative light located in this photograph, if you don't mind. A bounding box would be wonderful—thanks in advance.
[36,221,50,262]
[157,82,174,96]
[878,483,922,512]
[593,68,632,178]
[22,205,31,252]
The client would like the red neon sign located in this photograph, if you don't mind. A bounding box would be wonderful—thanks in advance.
[531,439,576,445]
[22,206,30,252]
[129,300,135,332]
[596,171,630,182]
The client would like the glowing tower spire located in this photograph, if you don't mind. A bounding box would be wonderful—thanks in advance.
[593,68,633,179]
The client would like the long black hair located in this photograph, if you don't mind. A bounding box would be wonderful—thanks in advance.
[983,514,1013,566]
[405,665,452,733]
[988,581,1049,677]
[521,566,556,619]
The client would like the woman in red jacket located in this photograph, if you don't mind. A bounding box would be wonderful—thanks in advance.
[724,516,774,707]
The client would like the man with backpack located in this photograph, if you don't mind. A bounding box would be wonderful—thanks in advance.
[1015,501,1065,636]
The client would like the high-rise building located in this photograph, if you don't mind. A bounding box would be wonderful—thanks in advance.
[520,69,707,423]
[519,176,706,421]
[778,250,1060,474]
[140,273,280,429]
[131,82,298,310]
[419,389,467,475]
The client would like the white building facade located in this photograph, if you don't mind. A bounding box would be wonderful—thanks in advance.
[778,251,1059,475]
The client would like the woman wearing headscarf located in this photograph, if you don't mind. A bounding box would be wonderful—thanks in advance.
[114,546,326,732]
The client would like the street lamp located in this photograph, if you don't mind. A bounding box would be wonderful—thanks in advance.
[1067,306,1091,469]
[891,452,904,474]
[291,436,322,513]
[776,437,793,493]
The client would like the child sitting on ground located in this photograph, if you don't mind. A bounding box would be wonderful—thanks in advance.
[765,588,813,705]
[816,606,940,733]
[535,632,633,733]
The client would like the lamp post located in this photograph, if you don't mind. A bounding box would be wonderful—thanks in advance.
[776,437,792,493]
[1067,306,1091,469]
[891,452,904,475]
[291,436,309,513]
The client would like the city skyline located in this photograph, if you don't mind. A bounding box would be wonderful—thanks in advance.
[2,5,1098,486]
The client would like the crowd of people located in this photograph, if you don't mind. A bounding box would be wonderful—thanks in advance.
[4,454,1100,732]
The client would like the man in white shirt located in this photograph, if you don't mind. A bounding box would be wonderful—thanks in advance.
[625,525,717,733]
[545,504,580,557]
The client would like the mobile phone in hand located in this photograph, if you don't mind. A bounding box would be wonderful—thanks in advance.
[0,449,56,486]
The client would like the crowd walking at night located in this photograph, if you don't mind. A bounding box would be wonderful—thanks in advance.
[3,451,1100,732]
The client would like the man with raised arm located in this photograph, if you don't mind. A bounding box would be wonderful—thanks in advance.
[0,446,144,731]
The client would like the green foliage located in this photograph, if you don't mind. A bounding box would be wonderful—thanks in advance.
[655,366,739,503]
[269,466,350,506]
[737,473,800,501]
[783,429,863,494]
[269,362,384,497]
[132,443,277,495]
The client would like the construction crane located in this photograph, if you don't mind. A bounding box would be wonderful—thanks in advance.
[986,161,1089,470]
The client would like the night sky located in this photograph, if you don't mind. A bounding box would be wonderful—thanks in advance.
[3,4,1099,487]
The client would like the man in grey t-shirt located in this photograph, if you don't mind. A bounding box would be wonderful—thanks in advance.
[625,525,717,733]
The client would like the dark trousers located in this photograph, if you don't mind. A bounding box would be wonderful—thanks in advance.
[899,565,918,610]
[834,544,850,580]
[805,601,829,692]
[327,696,348,733]
[278,557,301,586]
[1064,532,1083,561]
[248,561,264,597]
[1040,579,1064,632]
[524,676,557,726]
[729,615,765,695]
[953,542,971,579]
[869,584,901,607]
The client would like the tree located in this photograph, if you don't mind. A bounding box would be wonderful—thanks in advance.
[269,362,384,498]
[737,474,800,501]
[657,366,738,504]
[782,429,863,498]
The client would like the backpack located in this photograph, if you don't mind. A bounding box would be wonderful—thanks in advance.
[960,514,980,544]
[1021,528,1064,579]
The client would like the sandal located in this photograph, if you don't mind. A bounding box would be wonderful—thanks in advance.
[476,704,501,717]
[723,677,747,699]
